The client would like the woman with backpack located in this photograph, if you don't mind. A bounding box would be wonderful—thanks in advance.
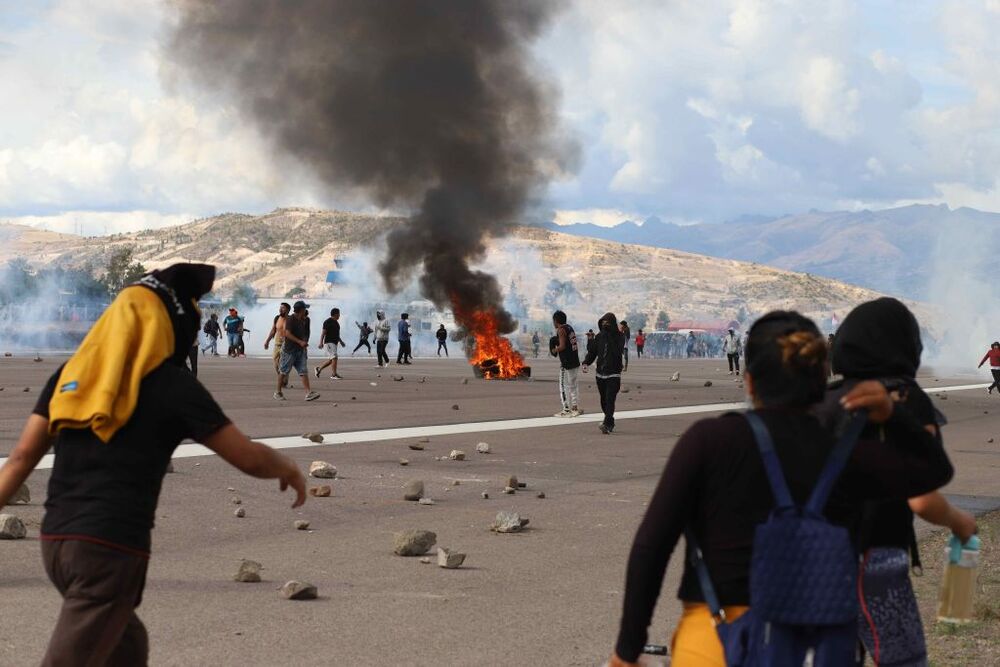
[609,311,954,667]
[816,297,976,667]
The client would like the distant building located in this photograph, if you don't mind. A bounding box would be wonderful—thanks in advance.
[325,258,348,285]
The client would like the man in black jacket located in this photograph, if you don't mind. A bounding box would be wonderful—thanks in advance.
[582,312,624,434]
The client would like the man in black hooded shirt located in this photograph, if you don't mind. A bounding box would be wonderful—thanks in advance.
[0,264,307,667]
[583,312,625,434]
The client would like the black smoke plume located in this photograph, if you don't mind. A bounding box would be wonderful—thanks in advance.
[167,0,575,335]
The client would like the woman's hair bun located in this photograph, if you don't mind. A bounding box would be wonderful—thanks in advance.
[777,331,827,370]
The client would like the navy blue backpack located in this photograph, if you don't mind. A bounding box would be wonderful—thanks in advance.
[686,411,868,666]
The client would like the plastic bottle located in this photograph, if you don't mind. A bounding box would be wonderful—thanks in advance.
[937,533,981,623]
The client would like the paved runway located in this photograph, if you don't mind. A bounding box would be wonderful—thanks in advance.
[1,354,997,665]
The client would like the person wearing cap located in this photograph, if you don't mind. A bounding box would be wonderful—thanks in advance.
[0,264,307,666]
[275,301,319,401]
[222,307,243,357]
[396,312,412,364]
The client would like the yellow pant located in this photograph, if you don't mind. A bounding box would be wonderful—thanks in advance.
[670,603,749,667]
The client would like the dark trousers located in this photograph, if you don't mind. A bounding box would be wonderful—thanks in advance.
[396,340,412,363]
[636,345,643,358]
[187,345,198,376]
[376,340,389,366]
[437,341,448,356]
[727,353,740,373]
[991,369,1000,393]
[597,376,621,429]
[41,539,150,667]
[353,339,371,354]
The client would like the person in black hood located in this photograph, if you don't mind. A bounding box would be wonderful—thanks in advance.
[815,297,975,666]
[582,312,625,434]
[0,263,308,667]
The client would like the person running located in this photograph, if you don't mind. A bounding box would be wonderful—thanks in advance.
[582,313,624,434]
[353,321,373,355]
[620,320,631,372]
[374,311,391,368]
[531,330,541,358]
[201,313,221,356]
[608,311,954,667]
[222,307,242,357]
[396,312,412,365]
[817,297,976,666]
[550,310,582,417]
[315,307,346,379]
[0,264,307,667]
[275,300,319,401]
[723,327,742,376]
[436,324,449,357]
[978,341,1000,394]
[635,329,645,358]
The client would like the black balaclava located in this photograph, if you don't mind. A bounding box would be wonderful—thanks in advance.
[134,263,216,365]
[832,297,922,379]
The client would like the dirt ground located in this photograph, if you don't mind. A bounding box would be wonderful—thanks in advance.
[1,354,998,665]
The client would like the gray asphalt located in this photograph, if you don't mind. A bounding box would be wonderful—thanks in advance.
[1,354,997,666]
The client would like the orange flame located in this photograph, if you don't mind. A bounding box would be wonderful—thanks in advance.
[456,307,525,379]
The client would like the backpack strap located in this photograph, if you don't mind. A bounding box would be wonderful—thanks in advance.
[805,412,868,514]
[744,411,795,509]
[684,527,727,623]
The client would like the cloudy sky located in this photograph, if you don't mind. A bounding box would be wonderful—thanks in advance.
[2,0,1000,234]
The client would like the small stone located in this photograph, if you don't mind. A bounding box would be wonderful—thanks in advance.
[194,463,201,467]
[989,438,994,444]
[369,382,377,386]
[233,559,262,582]
[0,514,27,539]
[11,483,30,505]
[408,443,424,451]
[234,508,246,518]
[419,437,430,443]
[670,372,680,381]
[704,381,713,387]
[449,450,466,461]
[503,486,516,495]
[476,442,490,454]
[22,387,29,392]
[452,404,460,410]
[309,461,337,479]
[232,497,242,505]
[437,547,466,569]
[351,396,357,400]
[420,557,431,564]
[452,480,460,486]
[227,487,236,492]
[419,377,426,383]
[481,492,489,499]
[517,482,527,489]
[621,388,630,393]
[33,354,42,362]
[393,375,405,382]
[400,459,409,466]
[940,395,948,400]
[403,479,425,501]
[280,580,317,600]
[626,470,633,476]
[393,529,437,556]
[490,511,525,533]
[536,492,546,499]
[462,378,469,385]
[294,520,310,530]
[418,497,435,506]
[309,485,332,497]
[506,475,519,488]
[302,432,324,443]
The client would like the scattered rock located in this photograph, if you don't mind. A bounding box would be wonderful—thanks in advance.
[506,475,519,488]
[621,388,630,394]
[232,497,242,505]
[419,437,430,443]
[234,508,246,518]
[392,375,405,382]
[703,381,713,387]
[11,483,30,505]
[408,443,424,451]
[351,396,357,400]
[0,514,27,539]
[517,482,527,489]
[940,395,948,401]
[626,470,633,476]
[437,547,466,569]
[503,486,516,495]
[461,378,469,385]
[452,480,460,486]
[22,387,29,392]
[280,580,318,600]
[194,463,201,467]
[403,480,425,501]
[33,354,42,362]
[536,492,546,499]
[451,404,460,410]
[418,498,435,506]
[449,450,466,461]
[294,520,311,530]
[393,530,437,556]
[490,511,527,533]
[670,372,680,381]
[420,557,431,564]
[227,487,236,492]
[233,559,262,583]
[309,461,337,479]
[481,492,489,499]
[989,438,995,444]
[476,442,490,454]
[309,485,332,497]
[369,382,378,387]
[302,432,324,443]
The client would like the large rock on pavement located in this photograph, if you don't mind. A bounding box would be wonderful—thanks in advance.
[403,480,424,501]
[233,559,263,582]
[490,511,529,534]
[393,530,437,556]
[0,514,27,539]
[280,580,318,600]
[309,461,337,479]
[437,547,466,569]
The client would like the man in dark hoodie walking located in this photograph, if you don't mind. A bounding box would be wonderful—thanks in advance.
[582,312,625,434]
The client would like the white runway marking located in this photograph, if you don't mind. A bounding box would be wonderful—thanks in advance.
[5,382,989,471]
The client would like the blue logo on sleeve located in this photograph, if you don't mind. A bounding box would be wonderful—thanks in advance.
[59,381,79,393]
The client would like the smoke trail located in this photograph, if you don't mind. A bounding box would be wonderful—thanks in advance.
[166,0,575,339]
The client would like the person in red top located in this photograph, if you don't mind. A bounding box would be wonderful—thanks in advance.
[977,341,1000,394]
[635,330,646,358]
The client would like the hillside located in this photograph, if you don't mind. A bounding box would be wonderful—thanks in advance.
[0,208,924,329]
[545,204,1000,300]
